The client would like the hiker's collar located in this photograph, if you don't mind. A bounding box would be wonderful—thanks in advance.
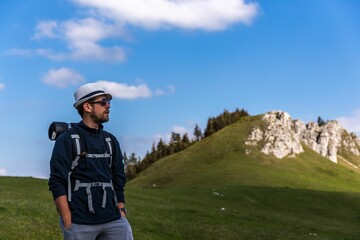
[78,121,104,133]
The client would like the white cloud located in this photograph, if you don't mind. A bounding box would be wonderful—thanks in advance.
[97,80,152,99]
[72,0,259,31]
[0,83,5,90]
[172,125,189,135]
[155,85,175,96]
[27,0,258,63]
[155,125,192,143]
[42,68,85,88]
[0,168,7,176]
[62,18,125,42]
[36,45,125,62]
[33,21,59,39]
[36,48,68,61]
[33,18,127,62]
[3,48,33,57]
[337,110,360,135]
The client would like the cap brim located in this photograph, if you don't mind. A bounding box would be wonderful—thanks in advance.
[73,93,112,109]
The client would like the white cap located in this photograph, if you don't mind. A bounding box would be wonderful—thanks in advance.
[73,83,112,109]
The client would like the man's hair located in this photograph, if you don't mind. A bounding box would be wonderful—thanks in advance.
[77,104,85,117]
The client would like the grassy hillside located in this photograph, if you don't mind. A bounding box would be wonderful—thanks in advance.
[130,115,360,192]
[2,115,360,239]
[125,115,360,239]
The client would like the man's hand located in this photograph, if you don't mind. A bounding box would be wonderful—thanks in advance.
[55,195,72,228]
[118,202,127,217]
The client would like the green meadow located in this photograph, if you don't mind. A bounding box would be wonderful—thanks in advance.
[2,115,360,239]
[1,177,360,240]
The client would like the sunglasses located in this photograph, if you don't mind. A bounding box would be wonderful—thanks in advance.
[89,98,111,107]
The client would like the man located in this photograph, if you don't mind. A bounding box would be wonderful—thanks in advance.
[49,83,133,240]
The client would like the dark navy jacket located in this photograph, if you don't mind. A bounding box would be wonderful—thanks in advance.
[48,121,125,224]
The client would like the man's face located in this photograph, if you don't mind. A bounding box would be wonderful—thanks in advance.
[88,95,111,124]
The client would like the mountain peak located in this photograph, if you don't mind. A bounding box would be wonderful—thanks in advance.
[245,110,360,163]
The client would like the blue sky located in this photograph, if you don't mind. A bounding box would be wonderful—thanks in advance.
[0,0,360,178]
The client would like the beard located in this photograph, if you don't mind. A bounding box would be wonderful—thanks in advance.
[90,110,110,124]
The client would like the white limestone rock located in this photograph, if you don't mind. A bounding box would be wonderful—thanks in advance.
[261,111,304,158]
[245,110,360,163]
[317,121,342,163]
[245,127,263,146]
[343,132,360,156]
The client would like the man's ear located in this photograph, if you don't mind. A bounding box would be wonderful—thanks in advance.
[83,102,92,113]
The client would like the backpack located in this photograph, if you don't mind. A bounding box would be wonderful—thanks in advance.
[48,122,76,141]
[48,122,114,165]
[48,122,117,213]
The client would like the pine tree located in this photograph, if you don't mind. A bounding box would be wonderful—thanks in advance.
[169,132,181,152]
[128,152,138,165]
[317,116,326,126]
[123,152,129,165]
[204,108,249,137]
[150,142,158,162]
[125,165,137,180]
[139,151,151,171]
[193,124,202,142]
[204,118,215,137]
[124,152,137,179]
[182,133,191,149]
[156,138,166,159]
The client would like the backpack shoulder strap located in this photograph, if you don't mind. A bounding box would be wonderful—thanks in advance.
[67,127,86,170]
[102,131,113,167]
[66,126,86,203]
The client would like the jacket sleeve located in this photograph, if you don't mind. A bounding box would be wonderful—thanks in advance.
[48,132,73,201]
[111,135,126,203]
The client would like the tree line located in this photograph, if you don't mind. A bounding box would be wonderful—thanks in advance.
[124,108,249,180]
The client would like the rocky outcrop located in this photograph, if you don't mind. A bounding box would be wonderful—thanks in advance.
[343,133,360,156]
[261,111,304,158]
[245,110,360,163]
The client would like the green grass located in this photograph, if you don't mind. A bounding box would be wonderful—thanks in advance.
[2,177,360,240]
[2,115,360,239]
[0,177,61,239]
[125,115,360,239]
[126,185,360,240]
[130,115,360,192]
